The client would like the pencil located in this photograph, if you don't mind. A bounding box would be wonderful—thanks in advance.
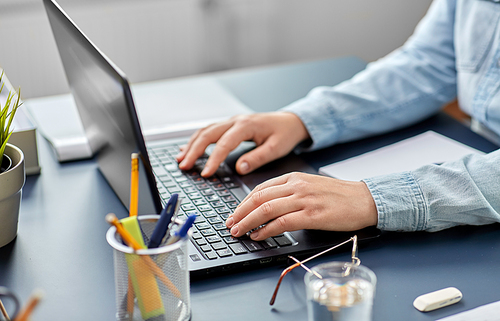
[13,289,43,321]
[129,153,139,217]
[105,213,181,298]
[0,298,10,321]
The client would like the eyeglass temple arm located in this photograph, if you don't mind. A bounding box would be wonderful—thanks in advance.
[269,262,300,305]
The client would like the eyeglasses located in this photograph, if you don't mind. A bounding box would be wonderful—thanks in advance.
[269,235,360,305]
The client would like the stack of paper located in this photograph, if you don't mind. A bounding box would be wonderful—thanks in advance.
[319,131,484,181]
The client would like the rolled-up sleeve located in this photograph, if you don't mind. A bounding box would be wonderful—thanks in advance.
[364,149,500,232]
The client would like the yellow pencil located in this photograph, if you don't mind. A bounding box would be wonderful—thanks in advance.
[129,153,139,217]
[13,289,43,321]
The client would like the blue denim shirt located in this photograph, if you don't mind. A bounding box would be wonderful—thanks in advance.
[282,0,500,232]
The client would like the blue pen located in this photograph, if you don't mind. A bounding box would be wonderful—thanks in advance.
[165,214,197,246]
[148,194,179,248]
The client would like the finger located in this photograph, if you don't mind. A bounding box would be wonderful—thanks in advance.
[234,136,290,175]
[176,130,201,163]
[200,123,254,177]
[178,122,233,170]
[249,210,305,241]
[174,144,188,161]
[229,195,300,238]
[238,173,291,206]
[230,180,292,226]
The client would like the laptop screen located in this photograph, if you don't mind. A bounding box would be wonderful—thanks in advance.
[44,0,162,214]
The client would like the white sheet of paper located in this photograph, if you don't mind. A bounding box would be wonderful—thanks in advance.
[436,300,500,321]
[319,131,484,181]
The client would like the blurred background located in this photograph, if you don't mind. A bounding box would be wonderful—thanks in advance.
[0,0,432,99]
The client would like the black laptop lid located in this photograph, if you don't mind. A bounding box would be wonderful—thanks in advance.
[44,0,162,214]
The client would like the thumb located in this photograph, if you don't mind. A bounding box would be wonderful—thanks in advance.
[235,140,286,175]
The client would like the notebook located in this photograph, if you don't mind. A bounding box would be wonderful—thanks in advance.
[43,0,380,277]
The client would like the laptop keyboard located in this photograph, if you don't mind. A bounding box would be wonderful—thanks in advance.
[147,142,293,261]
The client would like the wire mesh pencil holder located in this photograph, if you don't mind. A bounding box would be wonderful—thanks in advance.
[106,215,191,321]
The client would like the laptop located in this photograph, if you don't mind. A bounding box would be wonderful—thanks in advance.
[43,0,380,277]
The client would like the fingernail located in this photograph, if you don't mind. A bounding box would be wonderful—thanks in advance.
[239,161,250,174]
[226,216,234,228]
[200,166,211,177]
[250,230,259,240]
[178,160,187,168]
[230,225,239,236]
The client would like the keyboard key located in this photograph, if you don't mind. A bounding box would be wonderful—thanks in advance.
[197,205,212,212]
[196,183,210,190]
[201,229,216,237]
[225,182,240,189]
[222,196,235,202]
[196,238,207,246]
[202,210,217,218]
[216,248,232,257]
[217,189,232,197]
[229,243,248,255]
[207,177,221,184]
[191,231,202,239]
[223,236,240,244]
[181,204,196,211]
[200,245,212,252]
[210,200,225,208]
[195,223,211,230]
[212,183,226,191]
[261,238,278,249]
[206,251,218,260]
[220,213,230,220]
[193,199,207,206]
[206,236,222,243]
[226,201,239,209]
[242,240,263,252]
[211,242,227,250]
[273,235,292,247]
[167,186,181,193]
[188,192,202,199]
[215,207,230,214]
[201,189,215,196]
[218,229,231,237]
[194,216,206,223]
[208,217,222,224]
[183,187,197,194]
[206,195,219,202]
[165,164,179,172]
[213,223,227,231]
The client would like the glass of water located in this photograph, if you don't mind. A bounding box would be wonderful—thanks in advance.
[304,261,377,321]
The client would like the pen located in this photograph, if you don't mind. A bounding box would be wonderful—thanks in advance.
[165,214,197,246]
[148,194,179,249]
[129,153,139,217]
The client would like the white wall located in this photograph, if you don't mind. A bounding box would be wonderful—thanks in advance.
[0,0,433,99]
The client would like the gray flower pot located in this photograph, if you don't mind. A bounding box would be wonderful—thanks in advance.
[0,143,25,247]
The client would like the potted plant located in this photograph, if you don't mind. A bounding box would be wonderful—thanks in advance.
[0,70,25,248]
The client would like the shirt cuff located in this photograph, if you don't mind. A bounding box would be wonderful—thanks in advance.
[363,171,428,232]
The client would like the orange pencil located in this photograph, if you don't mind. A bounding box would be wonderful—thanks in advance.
[13,290,43,321]
[129,153,139,217]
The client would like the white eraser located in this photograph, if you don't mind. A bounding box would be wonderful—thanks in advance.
[413,287,463,312]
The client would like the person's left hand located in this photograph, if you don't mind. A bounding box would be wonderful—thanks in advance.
[225,172,378,241]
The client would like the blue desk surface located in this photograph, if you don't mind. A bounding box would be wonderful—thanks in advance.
[1,57,500,321]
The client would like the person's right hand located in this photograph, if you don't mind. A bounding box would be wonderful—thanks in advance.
[176,112,310,177]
